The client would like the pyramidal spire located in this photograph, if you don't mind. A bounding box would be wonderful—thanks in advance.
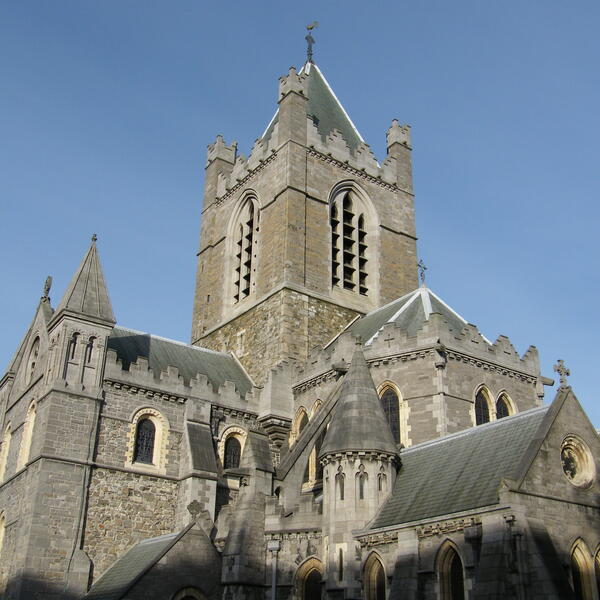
[319,341,398,458]
[53,235,115,325]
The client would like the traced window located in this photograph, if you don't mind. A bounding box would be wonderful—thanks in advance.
[496,393,512,419]
[571,539,595,600]
[379,385,401,445]
[134,418,156,464]
[0,425,11,481]
[26,337,40,385]
[17,401,36,470]
[330,190,369,295]
[438,542,465,600]
[232,197,259,303]
[224,436,242,469]
[364,553,386,600]
[474,388,491,425]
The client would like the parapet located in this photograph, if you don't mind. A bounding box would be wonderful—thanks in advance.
[206,135,237,167]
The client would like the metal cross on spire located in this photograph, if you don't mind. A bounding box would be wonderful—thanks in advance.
[553,359,571,389]
[305,21,318,63]
[418,259,428,286]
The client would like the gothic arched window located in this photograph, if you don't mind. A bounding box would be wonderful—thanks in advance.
[364,554,386,600]
[232,197,259,303]
[438,543,465,600]
[330,189,369,295]
[379,386,401,445]
[84,337,96,364]
[336,469,345,501]
[0,513,5,559]
[571,540,595,600]
[474,389,491,425]
[134,418,156,464]
[17,402,36,470]
[224,436,242,469]
[357,470,367,500]
[62,332,80,379]
[26,337,40,385]
[496,393,511,419]
[0,424,12,481]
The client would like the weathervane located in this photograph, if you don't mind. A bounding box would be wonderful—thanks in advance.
[553,359,571,389]
[305,21,318,63]
[418,259,427,286]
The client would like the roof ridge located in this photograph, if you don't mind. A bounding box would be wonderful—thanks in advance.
[401,405,550,454]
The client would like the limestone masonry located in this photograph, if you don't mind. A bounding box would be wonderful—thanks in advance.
[0,55,598,600]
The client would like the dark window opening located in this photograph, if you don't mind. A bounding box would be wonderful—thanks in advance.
[134,418,156,464]
[380,388,401,445]
[496,395,510,419]
[475,390,490,425]
[224,436,241,469]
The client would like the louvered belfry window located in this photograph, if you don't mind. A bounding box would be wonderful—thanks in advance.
[233,199,257,303]
[330,191,368,295]
[134,418,155,464]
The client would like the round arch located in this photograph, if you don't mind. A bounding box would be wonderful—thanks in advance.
[363,551,386,600]
[436,540,465,600]
[218,426,247,467]
[294,556,324,600]
[125,407,170,473]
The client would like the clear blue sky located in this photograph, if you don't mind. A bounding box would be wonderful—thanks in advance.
[1,2,598,426]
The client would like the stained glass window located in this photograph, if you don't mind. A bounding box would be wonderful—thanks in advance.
[134,418,155,464]
[224,436,241,469]
[379,388,401,444]
[475,390,490,425]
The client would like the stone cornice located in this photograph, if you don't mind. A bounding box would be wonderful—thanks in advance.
[104,379,187,404]
[445,350,537,384]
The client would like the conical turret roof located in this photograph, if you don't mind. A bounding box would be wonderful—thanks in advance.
[53,236,115,324]
[319,342,398,458]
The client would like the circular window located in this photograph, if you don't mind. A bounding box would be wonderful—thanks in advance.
[560,435,595,488]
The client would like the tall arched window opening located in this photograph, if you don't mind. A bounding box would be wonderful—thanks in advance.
[0,513,5,559]
[475,389,491,425]
[295,558,323,600]
[17,402,36,470]
[357,465,367,501]
[232,198,258,303]
[571,541,594,600]
[438,543,465,600]
[496,394,511,419]
[84,337,95,364]
[379,386,401,445]
[224,436,242,469]
[134,418,156,464]
[336,469,345,501]
[364,554,386,600]
[62,332,80,379]
[0,425,11,481]
[338,548,344,582]
[330,190,369,295]
[26,337,40,385]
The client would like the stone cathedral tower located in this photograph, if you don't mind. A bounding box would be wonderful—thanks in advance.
[191,62,418,384]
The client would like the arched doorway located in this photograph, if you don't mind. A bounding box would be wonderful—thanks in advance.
[364,553,386,600]
[171,587,206,600]
[296,557,323,600]
[437,542,465,600]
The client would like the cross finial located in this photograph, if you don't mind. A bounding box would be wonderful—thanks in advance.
[42,275,52,300]
[305,22,318,63]
[418,259,427,286]
[553,359,571,389]
[91,233,98,243]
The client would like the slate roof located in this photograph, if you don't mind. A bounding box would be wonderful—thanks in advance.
[370,406,549,529]
[83,527,191,600]
[54,238,115,324]
[107,326,252,394]
[187,422,218,473]
[262,62,364,152]
[319,344,398,458]
[344,286,473,345]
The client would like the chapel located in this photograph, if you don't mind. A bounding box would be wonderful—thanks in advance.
[0,44,598,600]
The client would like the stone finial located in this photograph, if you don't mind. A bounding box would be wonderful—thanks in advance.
[386,119,412,149]
[187,499,202,521]
[279,67,306,99]
[42,275,52,300]
[553,359,571,389]
[207,135,237,165]
[91,233,97,243]
[418,259,427,286]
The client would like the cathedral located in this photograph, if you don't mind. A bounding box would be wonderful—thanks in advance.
[0,49,599,600]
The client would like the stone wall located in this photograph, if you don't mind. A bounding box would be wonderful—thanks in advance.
[83,467,178,578]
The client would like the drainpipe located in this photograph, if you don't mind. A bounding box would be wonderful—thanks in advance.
[268,540,281,600]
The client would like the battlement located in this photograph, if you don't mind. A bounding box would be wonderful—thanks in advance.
[206,135,237,167]
[278,66,307,99]
[386,119,412,150]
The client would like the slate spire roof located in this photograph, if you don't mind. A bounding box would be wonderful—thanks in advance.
[319,341,398,458]
[53,236,116,325]
[262,61,365,152]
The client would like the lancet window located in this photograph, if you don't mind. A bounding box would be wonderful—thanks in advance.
[330,190,368,295]
[379,386,401,445]
[364,554,386,600]
[474,389,491,425]
[26,337,40,385]
[233,197,259,303]
[496,394,511,419]
[438,543,465,600]
[133,418,156,464]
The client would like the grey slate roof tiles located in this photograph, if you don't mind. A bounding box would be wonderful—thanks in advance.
[108,326,252,394]
[370,406,549,529]
[187,422,218,473]
[83,527,191,600]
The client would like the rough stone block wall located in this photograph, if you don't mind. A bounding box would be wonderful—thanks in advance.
[83,467,178,579]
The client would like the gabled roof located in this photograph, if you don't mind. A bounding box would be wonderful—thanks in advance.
[53,237,115,325]
[83,527,191,600]
[262,62,364,152]
[319,343,398,458]
[345,286,477,345]
[107,326,252,395]
[370,406,550,529]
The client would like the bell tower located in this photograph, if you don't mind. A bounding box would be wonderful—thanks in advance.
[191,60,418,384]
